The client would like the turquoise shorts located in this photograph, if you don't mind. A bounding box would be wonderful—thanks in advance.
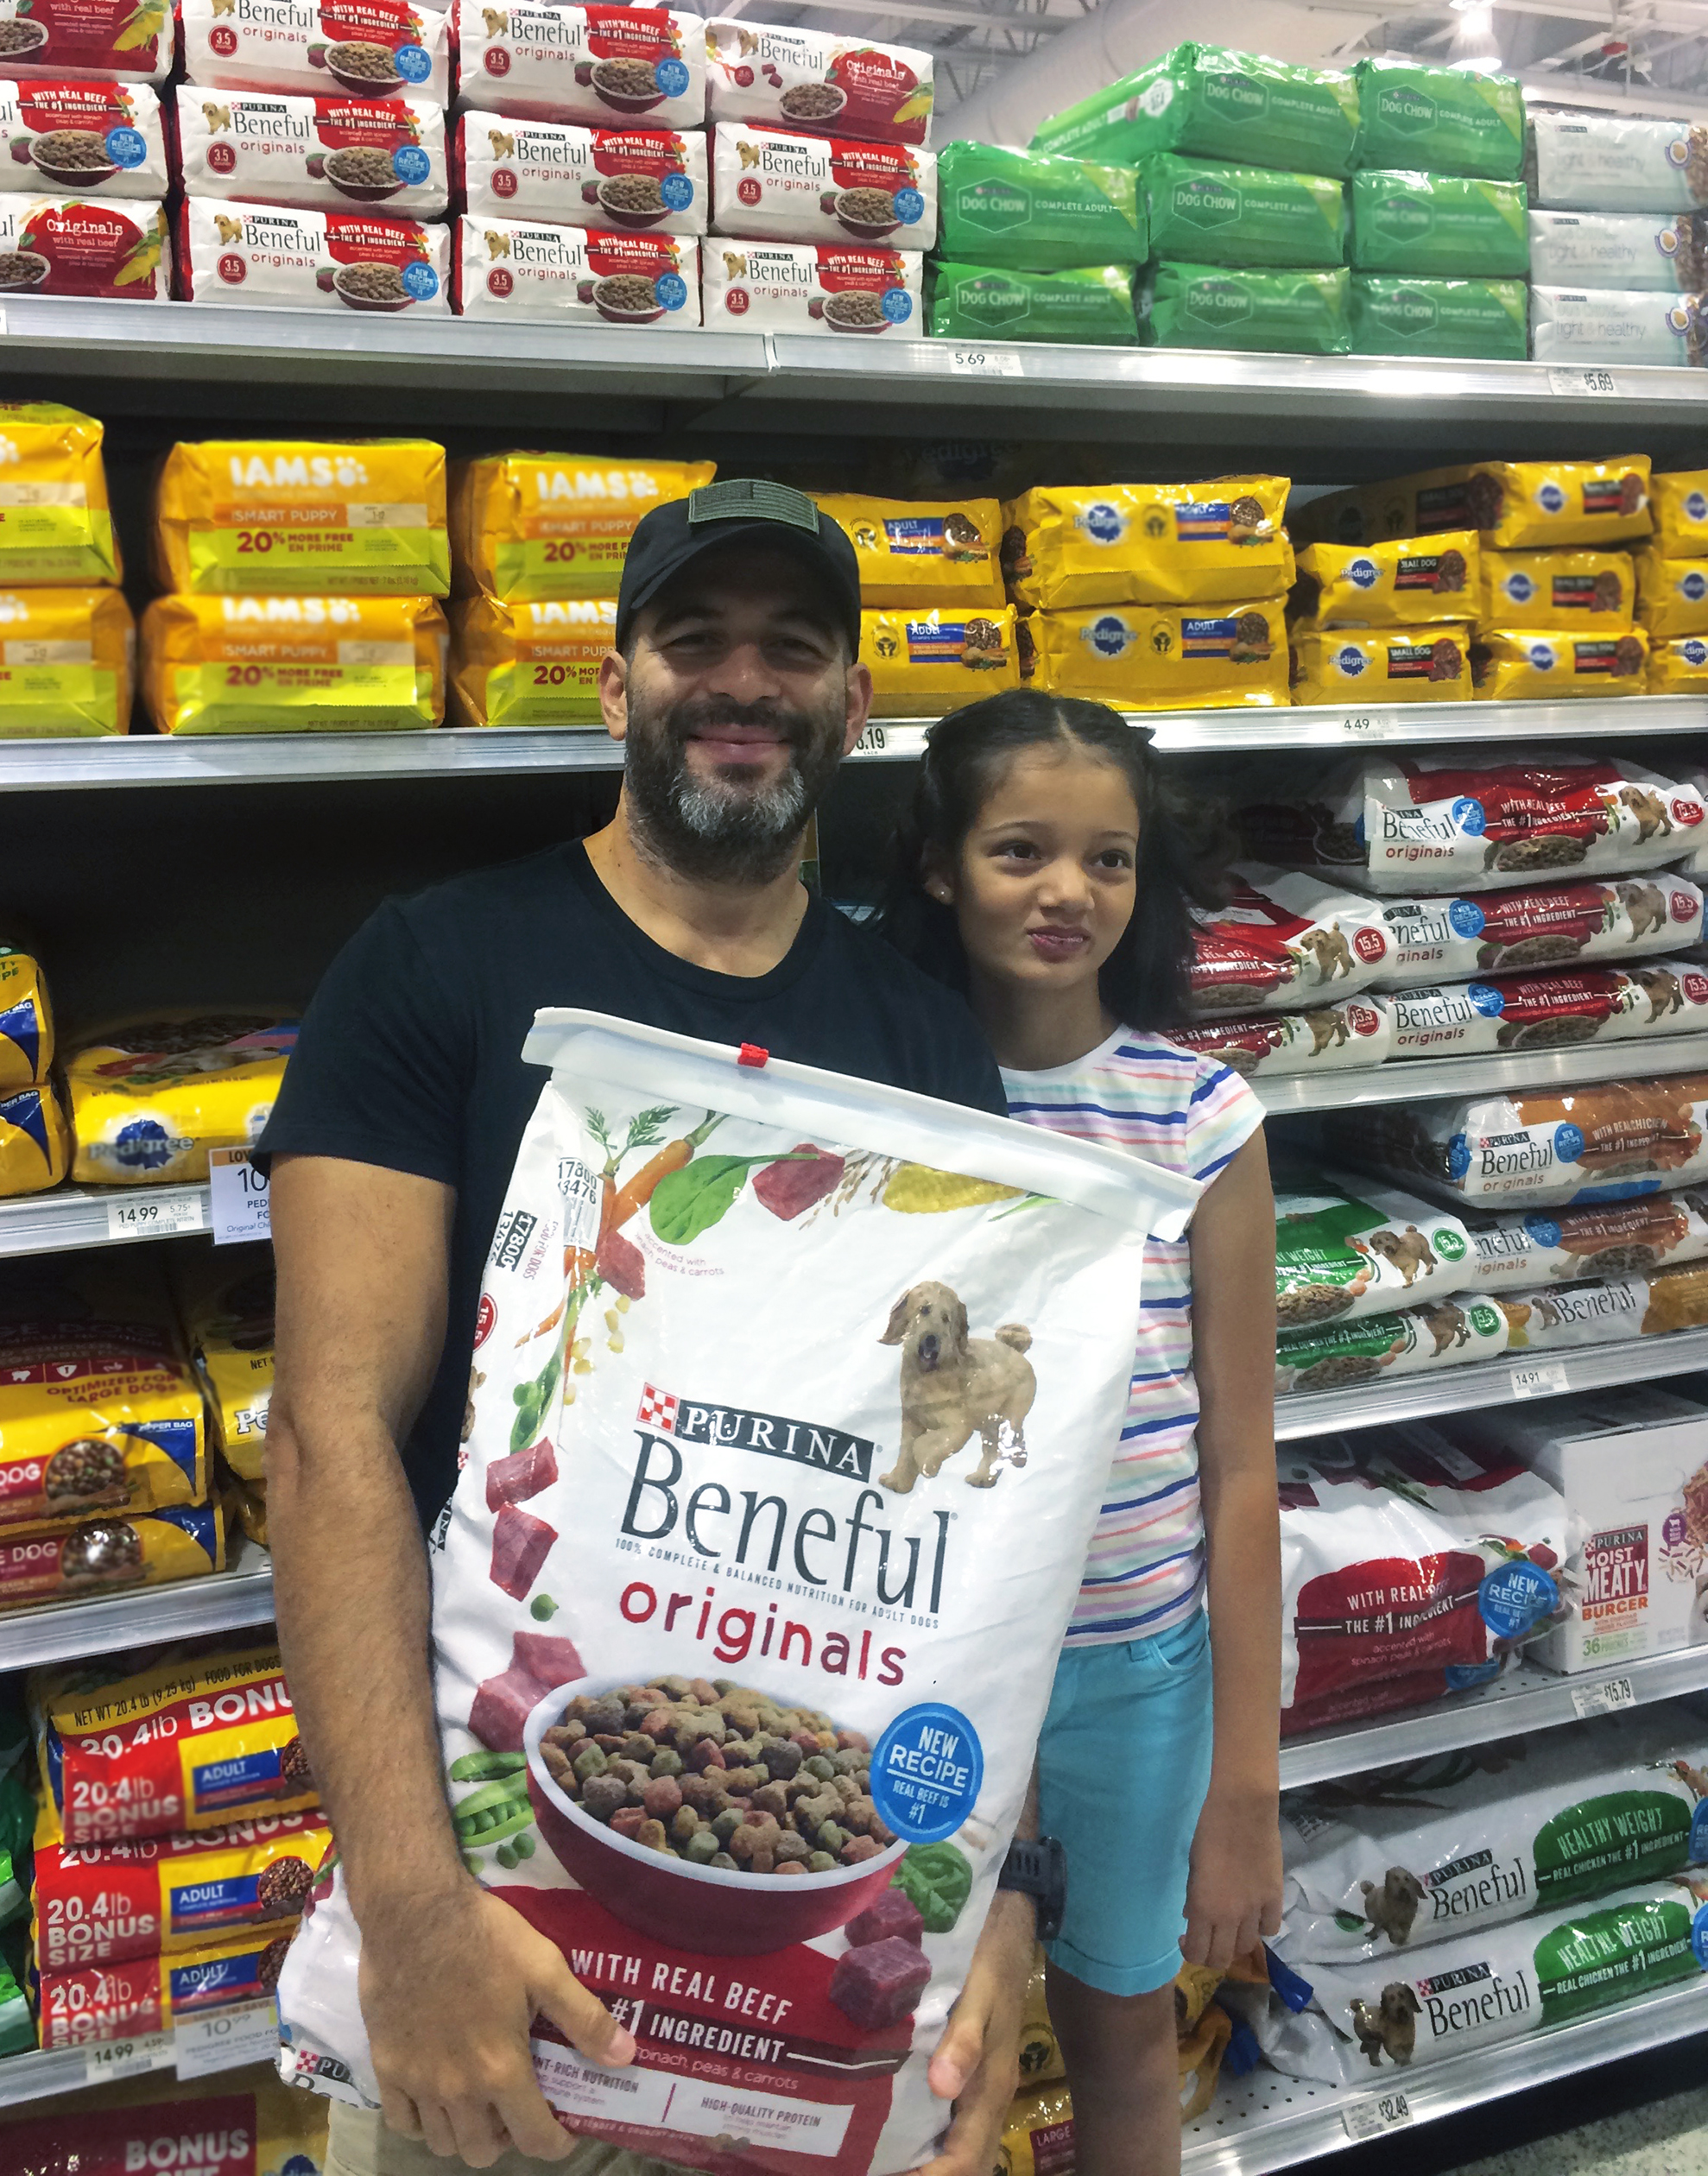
[1035,1610,1214,1996]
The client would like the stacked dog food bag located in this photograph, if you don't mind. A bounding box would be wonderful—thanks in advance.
[139,437,449,734]
[447,452,711,726]
[0,937,66,1201]
[174,1243,276,1549]
[453,4,705,326]
[1031,45,1360,356]
[700,16,933,335]
[1528,105,1708,365]
[1344,59,1529,361]
[174,0,454,315]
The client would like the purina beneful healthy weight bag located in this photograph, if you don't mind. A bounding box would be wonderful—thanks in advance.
[277,1010,1199,2176]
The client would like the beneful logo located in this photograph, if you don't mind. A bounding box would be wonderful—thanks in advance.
[230,100,313,144]
[233,0,318,27]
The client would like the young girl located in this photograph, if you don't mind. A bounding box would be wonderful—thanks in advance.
[881,689,1281,2176]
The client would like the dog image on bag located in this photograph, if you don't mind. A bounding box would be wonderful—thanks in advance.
[1351,1983,1420,2065]
[1361,1867,1425,1945]
[878,1280,1035,1492]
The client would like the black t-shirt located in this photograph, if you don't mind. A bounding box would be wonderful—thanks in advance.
[258,841,1004,1527]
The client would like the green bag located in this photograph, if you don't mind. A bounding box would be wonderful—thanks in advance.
[1353,59,1525,180]
[1348,171,1529,276]
[1143,154,1346,269]
[1032,42,1359,181]
[928,261,1137,345]
[1351,273,1528,359]
[1141,261,1351,354]
[0,1767,29,1929]
[0,1925,30,2058]
[934,141,1145,271]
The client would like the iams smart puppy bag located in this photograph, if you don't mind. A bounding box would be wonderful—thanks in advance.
[279,1012,1197,2176]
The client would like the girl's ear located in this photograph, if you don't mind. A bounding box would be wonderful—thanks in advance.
[920,849,955,907]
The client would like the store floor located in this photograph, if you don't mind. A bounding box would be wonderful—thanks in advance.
[1313,2033,1708,2176]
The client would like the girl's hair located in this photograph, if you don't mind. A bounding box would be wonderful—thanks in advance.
[876,689,1236,1029]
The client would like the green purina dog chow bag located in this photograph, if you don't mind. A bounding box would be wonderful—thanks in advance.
[1143,155,1346,269]
[934,142,1144,271]
[929,261,1137,345]
[1351,275,1528,360]
[1141,262,1351,354]
[1352,60,1525,180]
[1032,43,1359,181]
[1349,172,1529,277]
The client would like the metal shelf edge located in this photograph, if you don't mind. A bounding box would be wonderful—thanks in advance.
[0,1558,275,1673]
[0,1185,212,1260]
[1256,1034,1708,1116]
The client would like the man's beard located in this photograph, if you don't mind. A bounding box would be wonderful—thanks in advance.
[622,690,846,884]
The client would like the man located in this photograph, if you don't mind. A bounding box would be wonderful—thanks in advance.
[262,482,1035,2176]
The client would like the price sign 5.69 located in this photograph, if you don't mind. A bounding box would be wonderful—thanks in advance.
[208,1147,272,1247]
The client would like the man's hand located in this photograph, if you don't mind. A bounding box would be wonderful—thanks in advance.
[1181,1784,1283,1971]
[910,1888,1034,2176]
[359,1882,636,2167]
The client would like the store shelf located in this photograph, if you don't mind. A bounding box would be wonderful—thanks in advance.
[1256,1031,1708,1117]
[0,1555,275,1673]
[0,1183,211,1259]
[1180,1977,1708,2175]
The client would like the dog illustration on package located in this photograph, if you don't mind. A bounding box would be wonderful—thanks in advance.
[878,1281,1035,1493]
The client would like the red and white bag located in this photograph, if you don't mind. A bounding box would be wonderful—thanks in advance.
[0,79,166,197]
[701,236,920,332]
[0,0,169,85]
[179,195,451,311]
[454,4,705,130]
[0,193,167,298]
[709,123,934,250]
[1188,868,1391,1015]
[1166,994,1394,1079]
[704,20,932,147]
[277,1010,1198,2176]
[1463,1190,1708,1287]
[1392,958,1708,1059]
[456,111,705,232]
[180,0,451,103]
[454,215,699,324]
[174,90,449,218]
[1370,875,1706,986]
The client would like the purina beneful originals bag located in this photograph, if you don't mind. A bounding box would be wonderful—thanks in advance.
[277,1009,1199,2176]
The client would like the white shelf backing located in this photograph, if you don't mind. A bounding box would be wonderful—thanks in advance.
[1181,1977,1708,2176]
[0,1183,211,1260]
[0,1554,275,1674]
[1256,1033,1708,1117]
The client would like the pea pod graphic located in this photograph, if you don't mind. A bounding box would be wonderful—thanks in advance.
[510,1344,563,1452]
[648,1152,813,1246]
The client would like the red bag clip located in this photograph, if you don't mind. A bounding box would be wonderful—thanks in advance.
[737,1043,770,1068]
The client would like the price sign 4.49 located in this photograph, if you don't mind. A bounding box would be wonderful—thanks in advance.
[208,1147,272,1247]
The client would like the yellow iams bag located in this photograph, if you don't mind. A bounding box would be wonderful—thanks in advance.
[452,454,715,602]
[449,596,614,728]
[815,495,1005,608]
[174,1244,274,1483]
[1003,480,1291,610]
[0,1080,69,1199]
[1471,626,1648,698]
[1479,549,1635,630]
[1290,625,1471,704]
[1026,598,1289,709]
[863,604,1021,715]
[1648,471,1708,559]
[1635,547,1708,637]
[141,594,446,734]
[154,439,451,597]
[1292,534,1477,627]
[1647,632,1708,690]
[1465,458,1653,548]
[0,944,51,1090]
[0,587,134,737]
[66,1015,295,1186]
[0,402,121,585]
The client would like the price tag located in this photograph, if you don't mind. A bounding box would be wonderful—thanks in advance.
[1548,366,1619,396]
[208,1147,272,1247]
[84,2028,174,2086]
[1510,1360,1569,1401]
[174,1999,280,2081]
[854,724,889,756]
[947,346,1022,378]
[1342,2089,1413,2141]
[1571,1673,1636,1721]
[1339,713,1385,736]
[105,1189,206,1242]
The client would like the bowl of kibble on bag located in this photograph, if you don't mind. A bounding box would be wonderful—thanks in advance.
[780,81,845,125]
[595,172,670,229]
[0,250,50,292]
[591,56,669,113]
[28,129,121,191]
[590,270,667,323]
[831,187,900,240]
[322,39,408,96]
[0,20,47,58]
[525,1676,907,1955]
[332,260,417,312]
[322,146,408,203]
[818,288,898,332]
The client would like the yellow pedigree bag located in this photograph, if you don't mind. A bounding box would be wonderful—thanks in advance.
[233,1477,268,1546]
[449,595,614,728]
[1479,548,1635,630]
[815,495,1005,608]
[1635,547,1708,638]
[1648,633,1708,691]
[174,1244,274,1483]
[0,402,121,585]
[863,605,1022,716]
[1290,624,1471,703]
[0,1080,69,1199]
[1292,466,1476,547]
[1017,1945,1064,2085]
[0,587,134,737]
[0,944,51,1090]
[996,2083,1074,2176]
[1293,534,1478,628]
[1467,458,1652,548]
[141,593,446,735]
[1471,626,1648,698]
[155,439,450,597]
[452,454,715,602]
[66,1014,295,1187]
[32,1642,316,1845]
[0,1503,223,1616]
[1003,480,1291,610]
[0,1252,206,1532]
[1650,471,1708,559]
[1028,598,1289,709]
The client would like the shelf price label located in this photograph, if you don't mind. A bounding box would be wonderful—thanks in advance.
[1342,2089,1413,2141]
[105,1189,206,1242]
[853,724,889,756]
[174,1998,281,2081]
[947,346,1022,378]
[1510,1360,1569,1401]
[1339,713,1383,736]
[209,1147,271,1248]
[1548,366,1619,397]
[84,2027,175,2086]
[1571,1673,1636,1722]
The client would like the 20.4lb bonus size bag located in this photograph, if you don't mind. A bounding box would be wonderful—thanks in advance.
[278,1012,1199,2176]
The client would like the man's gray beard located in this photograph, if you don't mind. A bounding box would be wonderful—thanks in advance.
[623,693,845,885]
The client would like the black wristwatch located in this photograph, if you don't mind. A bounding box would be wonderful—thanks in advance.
[997,1836,1066,1944]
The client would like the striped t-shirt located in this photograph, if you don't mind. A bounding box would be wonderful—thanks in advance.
[1002,1027,1265,1647]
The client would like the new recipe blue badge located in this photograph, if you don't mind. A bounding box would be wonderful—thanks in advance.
[871,1704,984,1844]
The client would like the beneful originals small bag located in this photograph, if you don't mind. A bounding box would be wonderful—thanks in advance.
[277,1010,1199,2176]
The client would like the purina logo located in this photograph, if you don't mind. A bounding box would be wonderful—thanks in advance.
[490,1208,538,1271]
[637,1382,879,1483]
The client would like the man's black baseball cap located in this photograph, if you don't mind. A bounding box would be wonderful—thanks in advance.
[615,479,862,655]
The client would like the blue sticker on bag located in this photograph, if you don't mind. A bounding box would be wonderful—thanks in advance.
[392,144,430,186]
[1692,1901,1708,1969]
[1554,1122,1585,1164]
[1447,1131,1471,1180]
[1524,1213,1562,1246]
[1467,982,1504,1017]
[894,187,923,225]
[1451,796,1485,836]
[394,43,431,82]
[654,56,689,97]
[882,286,913,323]
[104,127,147,168]
[655,271,686,310]
[1447,898,1484,938]
[1478,1557,1557,1639]
[661,172,693,210]
[870,1704,983,1844]
[402,261,440,300]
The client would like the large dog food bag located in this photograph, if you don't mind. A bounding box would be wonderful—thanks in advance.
[1275,1291,1508,1401]
[456,219,702,328]
[1187,870,1391,1015]
[1024,599,1290,711]
[1293,533,1478,628]
[66,1015,296,1185]
[1351,59,1523,180]
[1478,547,1635,629]
[1496,1260,1708,1354]
[1390,958,1708,1059]
[704,21,931,148]
[175,91,448,218]
[0,2068,329,2173]
[0,80,168,199]
[1531,111,1708,213]
[141,594,446,734]
[1140,263,1352,355]
[174,1243,275,1483]
[1348,274,1528,361]
[1290,625,1471,705]
[1462,1191,1708,1287]
[863,606,1022,714]
[178,198,451,313]
[1166,995,1394,1081]
[1639,550,1708,636]
[1528,211,1708,291]
[0,587,134,736]
[450,594,614,727]
[0,941,50,1089]
[276,1010,1199,2176]
[817,495,1003,610]
[0,401,120,585]
[933,140,1143,272]
[1370,876,1705,984]
[458,115,708,233]
[927,261,1138,347]
[1002,479,1291,612]
[452,454,714,604]
[1274,1169,1475,1331]
[1529,287,1707,371]
[1346,173,1528,280]
[702,237,920,333]
[712,127,935,251]
[1297,460,1652,553]
[1142,155,1346,269]
[180,0,452,104]
[0,1081,69,1197]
